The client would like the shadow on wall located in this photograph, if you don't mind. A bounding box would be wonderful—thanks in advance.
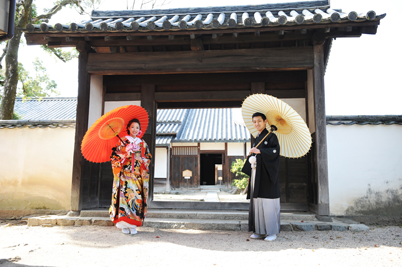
[346,184,402,216]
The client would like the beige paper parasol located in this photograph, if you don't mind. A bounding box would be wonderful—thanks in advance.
[241,94,312,158]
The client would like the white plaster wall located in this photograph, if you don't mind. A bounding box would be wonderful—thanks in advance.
[227,143,245,156]
[200,142,225,150]
[280,98,307,123]
[172,143,198,147]
[155,147,168,178]
[327,125,402,216]
[246,142,251,155]
[0,127,75,211]
[104,101,141,114]
[87,75,103,128]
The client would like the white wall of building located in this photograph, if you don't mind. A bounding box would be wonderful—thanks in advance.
[88,75,103,128]
[281,98,307,123]
[0,127,75,212]
[227,143,245,156]
[246,142,251,155]
[200,142,225,150]
[327,124,402,216]
[104,101,141,114]
[155,147,168,178]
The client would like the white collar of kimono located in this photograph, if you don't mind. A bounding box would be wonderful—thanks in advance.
[125,135,141,144]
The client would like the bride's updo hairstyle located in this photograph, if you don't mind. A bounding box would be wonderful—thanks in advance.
[126,118,141,135]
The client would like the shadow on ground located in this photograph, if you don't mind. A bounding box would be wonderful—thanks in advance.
[62,225,402,252]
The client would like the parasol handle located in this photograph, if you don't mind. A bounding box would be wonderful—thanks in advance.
[248,124,277,156]
[115,134,127,146]
[107,124,127,146]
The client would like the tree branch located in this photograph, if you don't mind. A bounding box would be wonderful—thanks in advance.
[17,0,33,28]
[41,45,67,63]
[32,0,83,23]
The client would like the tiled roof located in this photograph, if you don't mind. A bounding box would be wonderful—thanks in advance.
[156,136,173,146]
[5,98,401,135]
[156,109,187,135]
[157,109,187,123]
[326,116,402,126]
[174,108,250,142]
[13,97,77,120]
[0,120,76,129]
[25,1,385,34]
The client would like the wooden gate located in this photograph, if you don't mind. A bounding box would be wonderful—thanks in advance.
[170,146,199,189]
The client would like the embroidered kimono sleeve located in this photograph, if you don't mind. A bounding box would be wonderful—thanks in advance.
[140,140,152,171]
[110,139,129,174]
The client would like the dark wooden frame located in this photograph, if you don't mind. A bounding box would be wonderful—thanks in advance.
[30,12,375,215]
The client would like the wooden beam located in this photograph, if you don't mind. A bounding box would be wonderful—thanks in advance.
[106,87,304,99]
[104,92,141,101]
[141,84,156,201]
[155,83,250,91]
[95,47,112,53]
[71,50,91,211]
[87,47,314,75]
[76,41,92,53]
[190,37,204,51]
[251,82,265,94]
[311,44,329,215]
[155,90,249,102]
[26,29,363,49]
[110,46,119,53]
[103,71,308,86]
[24,20,381,45]
[265,89,305,98]
[158,101,242,109]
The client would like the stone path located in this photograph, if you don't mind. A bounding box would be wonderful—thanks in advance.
[25,210,370,232]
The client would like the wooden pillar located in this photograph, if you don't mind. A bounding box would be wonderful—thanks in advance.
[141,84,156,200]
[197,143,201,188]
[70,42,91,211]
[310,43,330,215]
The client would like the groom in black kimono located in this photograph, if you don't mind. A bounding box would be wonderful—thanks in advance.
[242,112,281,241]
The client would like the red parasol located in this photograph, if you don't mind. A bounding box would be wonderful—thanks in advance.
[81,105,149,163]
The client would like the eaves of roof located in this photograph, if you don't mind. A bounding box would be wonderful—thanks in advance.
[23,1,385,34]
[326,115,402,126]
[0,120,76,129]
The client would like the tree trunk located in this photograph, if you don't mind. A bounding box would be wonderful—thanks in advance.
[0,28,22,119]
[0,0,33,120]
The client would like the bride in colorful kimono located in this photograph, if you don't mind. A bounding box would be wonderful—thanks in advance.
[109,118,152,234]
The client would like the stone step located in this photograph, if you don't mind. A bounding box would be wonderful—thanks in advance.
[79,209,318,222]
[26,215,370,232]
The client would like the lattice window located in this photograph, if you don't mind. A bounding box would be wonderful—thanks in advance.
[172,146,198,156]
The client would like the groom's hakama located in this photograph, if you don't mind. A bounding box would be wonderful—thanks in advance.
[242,128,281,235]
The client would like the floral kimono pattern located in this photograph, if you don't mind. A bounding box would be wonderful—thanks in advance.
[109,135,152,226]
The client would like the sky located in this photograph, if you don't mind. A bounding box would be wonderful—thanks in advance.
[17,0,402,115]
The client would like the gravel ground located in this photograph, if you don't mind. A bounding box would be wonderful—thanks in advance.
[0,220,401,267]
